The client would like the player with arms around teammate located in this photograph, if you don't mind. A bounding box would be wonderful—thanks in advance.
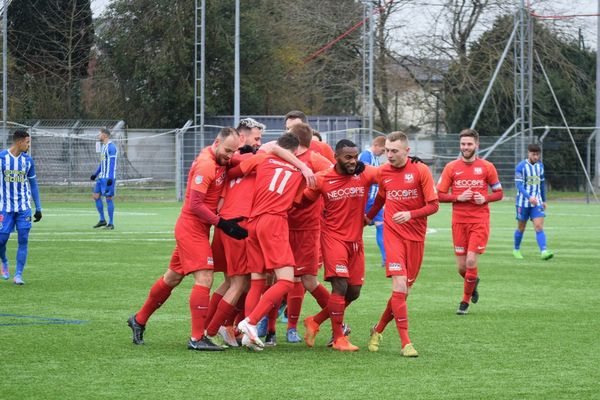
[127,127,248,351]
[513,143,553,260]
[359,135,386,267]
[90,128,117,230]
[436,129,503,315]
[365,131,438,357]
[0,130,42,284]
[302,139,377,352]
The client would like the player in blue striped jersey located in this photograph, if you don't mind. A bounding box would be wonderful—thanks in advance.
[513,143,553,260]
[90,128,118,230]
[0,130,42,284]
[359,136,386,267]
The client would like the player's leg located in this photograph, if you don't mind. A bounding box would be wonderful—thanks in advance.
[285,276,305,342]
[532,211,553,259]
[457,251,479,315]
[206,274,246,344]
[513,206,528,259]
[105,196,115,229]
[390,275,417,356]
[13,228,30,285]
[0,212,11,279]
[188,269,224,350]
[92,182,106,228]
[375,220,385,267]
[302,274,330,309]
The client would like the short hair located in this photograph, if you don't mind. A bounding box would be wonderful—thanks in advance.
[528,143,541,153]
[386,131,409,145]
[285,110,307,123]
[100,127,111,136]
[335,139,357,152]
[288,123,312,148]
[237,117,265,132]
[372,136,386,147]
[217,127,240,140]
[459,128,479,141]
[277,132,300,151]
[13,130,29,142]
[312,131,323,142]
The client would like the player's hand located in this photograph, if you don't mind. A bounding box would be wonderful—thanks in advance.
[472,192,486,204]
[217,217,248,240]
[354,161,366,175]
[408,156,423,164]
[542,202,546,210]
[238,144,256,155]
[529,196,538,206]
[392,211,411,224]
[457,189,473,202]
[107,179,113,186]
[300,164,316,189]
[33,210,42,222]
[90,174,97,181]
[364,215,373,226]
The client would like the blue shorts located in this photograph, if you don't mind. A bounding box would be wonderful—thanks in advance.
[516,205,545,221]
[94,178,116,197]
[366,199,383,223]
[0,209,32,234]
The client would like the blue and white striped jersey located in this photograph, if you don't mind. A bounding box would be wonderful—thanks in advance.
[359,149,380,201]
[95,141,118,179]
[515,159,545,207]
[0,149,37,212]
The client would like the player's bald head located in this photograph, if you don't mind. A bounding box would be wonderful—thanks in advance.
[214,127,240,166]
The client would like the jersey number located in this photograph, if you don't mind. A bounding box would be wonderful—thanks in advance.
[268,168,292,194]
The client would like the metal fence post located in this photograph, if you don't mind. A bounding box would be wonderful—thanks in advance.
[176,120,193,201]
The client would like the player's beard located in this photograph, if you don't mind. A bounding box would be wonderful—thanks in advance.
[461,149,475,161]
[341,162,356,175]
[216,154,231,166]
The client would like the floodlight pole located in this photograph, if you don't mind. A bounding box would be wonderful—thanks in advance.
[2,0,7,149]
[233,0,240,127]
[595,0,600,187]
[367,1,374,136]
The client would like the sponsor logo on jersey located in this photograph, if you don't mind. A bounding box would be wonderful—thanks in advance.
[474,167,482,175]
[215,171,226,186]
[386,188,419,201]
[326,186,365,200]
[3,170,27,183]
[454,179,485,188]
[207,257,214,265]
[388,262,402,271]
[268,158,298,171]
[335,264,348,273]
[195,175,203,185]
[454,246,465,253]
[328,179,340,184]
[384,178,393,184]
[404,173,414,183]
[454,171,464,176]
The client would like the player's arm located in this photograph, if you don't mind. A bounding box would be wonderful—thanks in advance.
[227,153,267,179]
[295,175,323,208]
[365,191,385,222]
[261,141,316,188]
[540,165,547,207]
[514,162,531,200]
[106,143,117,186]
[27,158,42,222]
[410,165,439,219]
[436,164,458,202]
[358,151,372,165]
[91,164,101,180]
[478,163,503,204]
[310,152,334,172]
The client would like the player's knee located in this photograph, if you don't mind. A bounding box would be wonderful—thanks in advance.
[466,258,477,268]
[17,230,30,246]
[106,196,113,201]
[330,278,348,295]
[301,275,318,291]
[345,285,362,302]
[193,270,213,287]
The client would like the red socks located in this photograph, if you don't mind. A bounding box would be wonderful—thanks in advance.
[233,292,247,326]
[391,291,410,347]
[310,283,330,309]
[328,294,346,340]
[189,285,210,340]
[136,278,174,325]
[462,267,478,303]
[206,292,223,326]
[374,296,394,334]
[205,299,237,337]
[286,281,306,330]
[245,278,266,316]
[247,280,294,325]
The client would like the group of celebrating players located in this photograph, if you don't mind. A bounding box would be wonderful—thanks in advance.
[125,110,544,356]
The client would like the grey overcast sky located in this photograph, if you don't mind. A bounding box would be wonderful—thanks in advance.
[91,0,599,49]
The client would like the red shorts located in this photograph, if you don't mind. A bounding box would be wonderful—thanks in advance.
[211,228,227,273]
[222,220,251,276]
[384,232,424,287]
[246,214,295,273]
[452,223,490,255]
[169,216,213,275]
[289,229,320,277]
[321,232,365,286]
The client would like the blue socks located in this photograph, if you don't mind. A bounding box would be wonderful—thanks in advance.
[0,233,9,264]
[535,230,547,251]
[16,229,29,277]
[106,199,114,225]
[376,223,386,265]
[95,198,105,221]
[514,230,524,250]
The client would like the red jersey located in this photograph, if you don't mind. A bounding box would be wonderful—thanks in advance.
[181,146,226,218]
[219,153,255,219]
[436,158,502,224]
[377,162,438,242]
[304,165,378,242]
[288,150,333,230]
[309,140,336,163]
[240,154,305,218]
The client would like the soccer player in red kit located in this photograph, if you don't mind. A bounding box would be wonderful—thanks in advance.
[365,131,439,357]
[285,110,336,163]
[230,133,307,350]
[302,139,378,352]
[127,127,248,351]
[436,129,503,315]
[285,123,333,343]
